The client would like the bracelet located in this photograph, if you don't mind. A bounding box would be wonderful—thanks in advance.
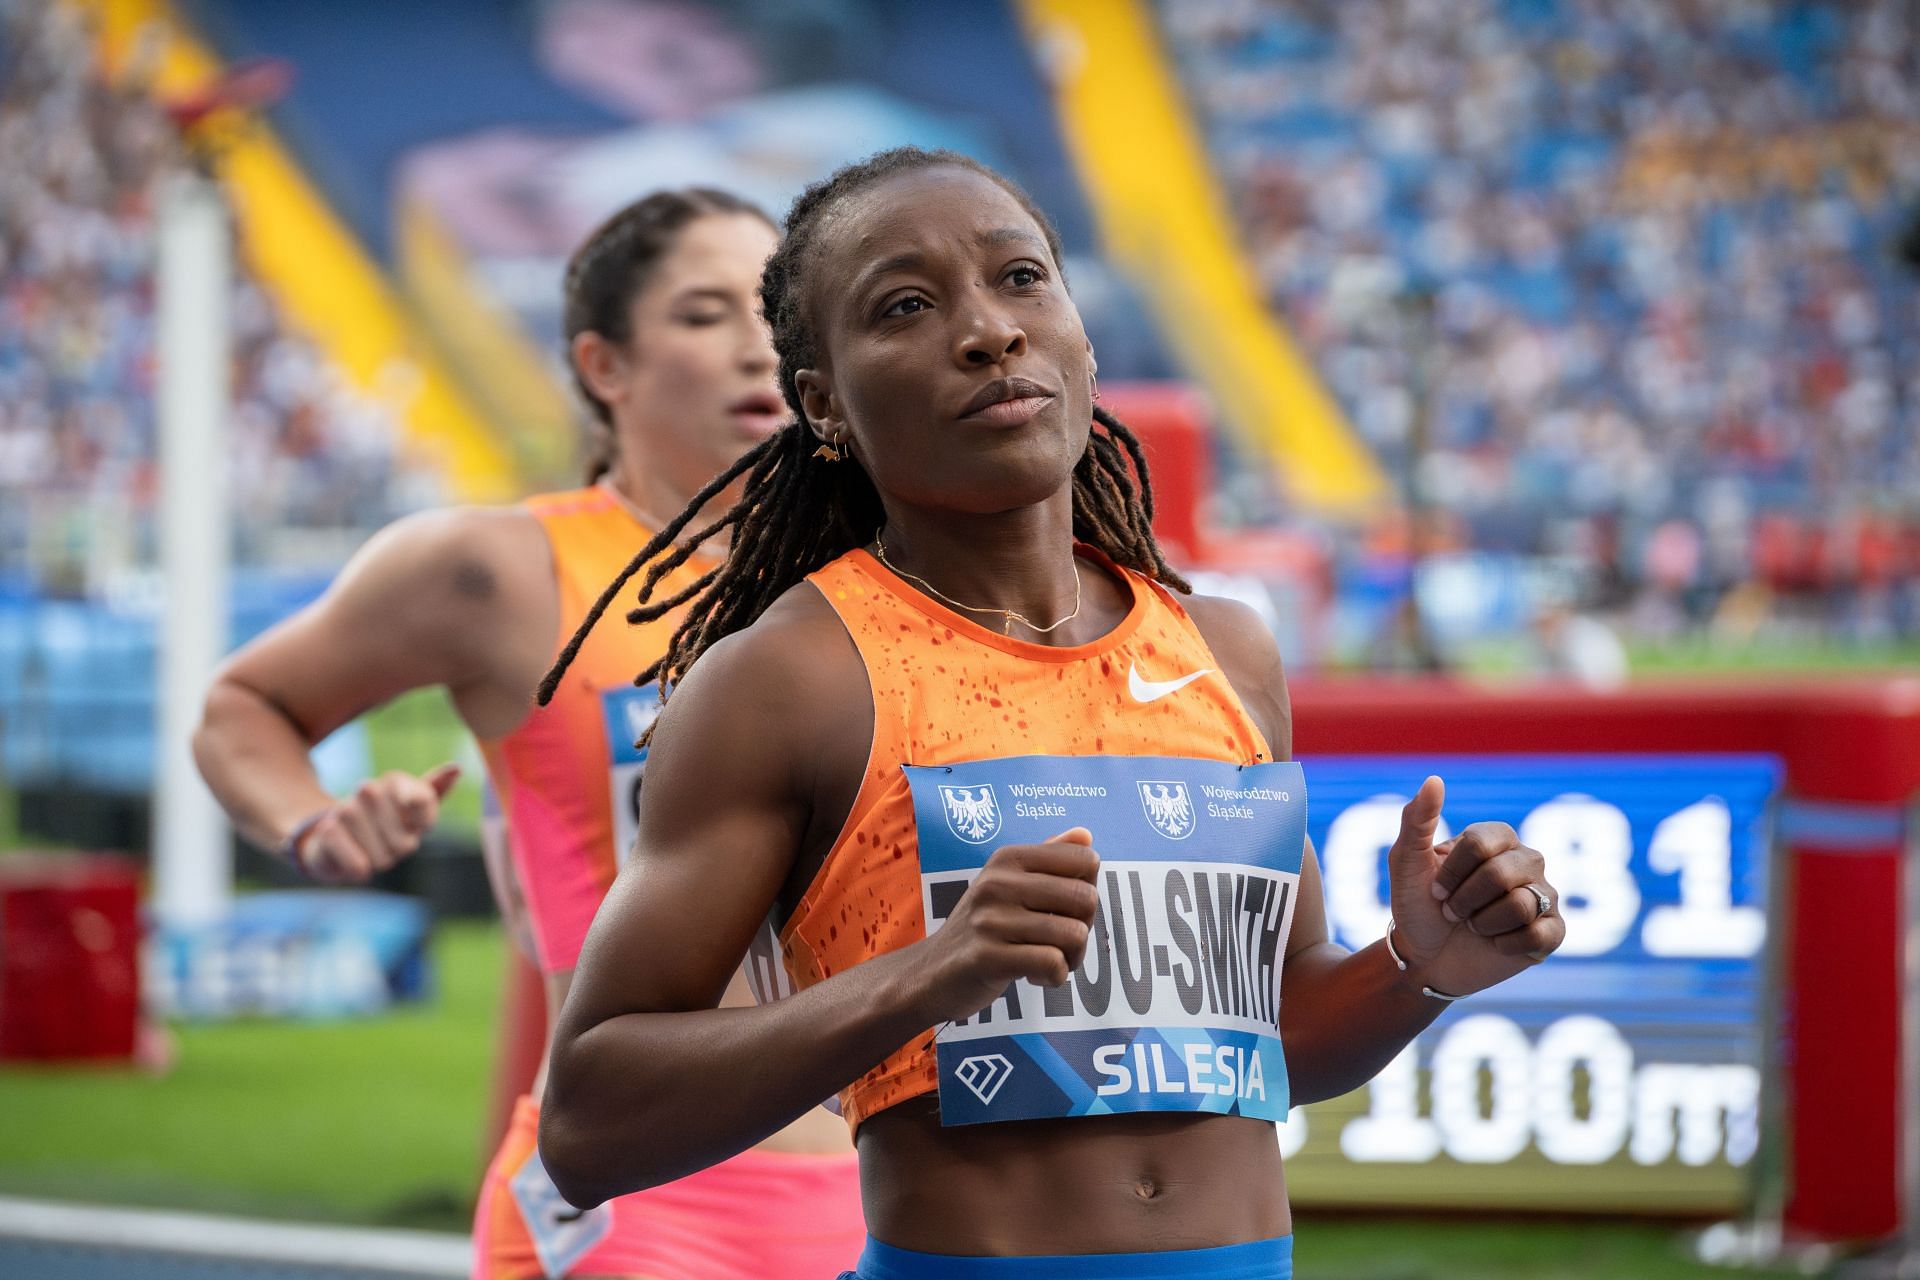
[1385,918,1467,1003]
[278,808,331,878]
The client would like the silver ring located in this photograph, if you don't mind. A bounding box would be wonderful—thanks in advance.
[1527,883,1554,919]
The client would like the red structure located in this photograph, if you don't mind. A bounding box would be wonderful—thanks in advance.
[0,854,141,1061]
[1292,676,1920,1244]
[1097,382,1212,564]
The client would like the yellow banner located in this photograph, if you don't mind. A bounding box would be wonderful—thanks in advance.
[1016,0,1386,513]
[77,0,519,501]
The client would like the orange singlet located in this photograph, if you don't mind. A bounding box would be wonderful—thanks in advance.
[790,547,1274,1132]
[471,485,863,1280]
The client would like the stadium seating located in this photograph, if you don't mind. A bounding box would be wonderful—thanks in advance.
[0,1,431,593]
[1158,0,1919,618]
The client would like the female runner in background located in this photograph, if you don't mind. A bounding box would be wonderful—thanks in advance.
[192,188,861,1280]
[536,150,1566,1278]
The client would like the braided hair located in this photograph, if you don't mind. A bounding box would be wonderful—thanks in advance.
[537,147,1187,711]
[564,188,774,483]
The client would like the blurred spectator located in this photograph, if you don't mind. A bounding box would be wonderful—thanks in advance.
[1366,591,1449,673]
[1530,598,1629,690]
[0,0,428,592]
[1163,0,1920,641]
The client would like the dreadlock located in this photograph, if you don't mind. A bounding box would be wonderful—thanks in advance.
[537,147,1187,713]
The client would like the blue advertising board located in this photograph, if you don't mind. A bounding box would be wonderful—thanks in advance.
[1283,754,1781,1212]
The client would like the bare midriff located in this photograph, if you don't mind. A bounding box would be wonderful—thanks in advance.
[858,1098,1288,1254]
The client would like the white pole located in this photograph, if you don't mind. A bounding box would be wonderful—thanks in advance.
[152,167,232,929]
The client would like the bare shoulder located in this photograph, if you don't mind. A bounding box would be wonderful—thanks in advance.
[352,505,548,606]
[637,577,870,883]
[208,503,558,742]
[1181,592,1279,667]
[1180,590,1292,760]
[310,505,549,666]
[651,578,864,746]
[329,505,552,646]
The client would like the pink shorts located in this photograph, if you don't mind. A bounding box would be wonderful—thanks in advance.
[474,1095,865,1279]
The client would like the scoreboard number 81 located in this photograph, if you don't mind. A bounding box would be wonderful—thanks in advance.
[1321,793,1766,958]
[1288,759,1779,1192]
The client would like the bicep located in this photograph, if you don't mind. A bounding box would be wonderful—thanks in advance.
[556,639,810,1035]
[1287,837,1333,959]
[214,513,507,742]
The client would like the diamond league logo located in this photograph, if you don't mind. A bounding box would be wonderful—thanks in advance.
[939,783,1002,844]
[954,1053,1015,1106]
[1137,780,1196,839]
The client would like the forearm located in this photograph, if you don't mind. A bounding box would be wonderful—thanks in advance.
[192,681,333,852]
[1279,939,1447,1105]
[542,944,933,1206]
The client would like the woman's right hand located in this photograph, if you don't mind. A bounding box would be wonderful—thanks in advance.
[916,828,1102,1024]
[291,763,462,883]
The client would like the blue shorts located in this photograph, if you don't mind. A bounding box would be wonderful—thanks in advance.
[839,1234,1293,1279]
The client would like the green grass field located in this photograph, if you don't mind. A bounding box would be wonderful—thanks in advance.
[1306,1219,1810,1279]
[0,922,499,1232]
[1452,634,1920,681]
[1625,636,1920,674]
[0,921,1826,1276]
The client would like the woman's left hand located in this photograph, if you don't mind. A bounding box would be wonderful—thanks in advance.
[1386,775,1566,997]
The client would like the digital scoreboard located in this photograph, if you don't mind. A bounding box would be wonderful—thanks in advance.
[1281,755,1781,1213]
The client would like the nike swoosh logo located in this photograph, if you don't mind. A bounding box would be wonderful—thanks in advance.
[1128,663,1213,703]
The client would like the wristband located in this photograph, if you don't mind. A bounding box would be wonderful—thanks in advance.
[1385,917,1468,1002]
[279,808,331,877]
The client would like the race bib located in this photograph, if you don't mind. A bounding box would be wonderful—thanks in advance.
[508,1146,613,1278]
[600,683,663,869]
[906,755,1307,1126]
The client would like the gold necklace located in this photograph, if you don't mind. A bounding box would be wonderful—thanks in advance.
[872,533,1083,636]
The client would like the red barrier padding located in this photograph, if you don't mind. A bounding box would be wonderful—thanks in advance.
[1291,676,1920,1243]
[1097,382,1212,564]
[0,854,141,1062]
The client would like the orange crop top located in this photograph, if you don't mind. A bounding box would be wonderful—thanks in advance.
[783,547,1273,1130]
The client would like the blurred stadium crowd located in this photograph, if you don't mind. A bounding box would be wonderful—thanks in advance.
[1165,0,1920,640]
[1,0,1916,643]
[0,1,427,595]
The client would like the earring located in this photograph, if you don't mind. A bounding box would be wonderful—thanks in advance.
[1090,371,1101,402]
[812,436,843,462]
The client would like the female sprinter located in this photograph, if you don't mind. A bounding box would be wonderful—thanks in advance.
[192,189,862,1280]
[537,150,1566,1279]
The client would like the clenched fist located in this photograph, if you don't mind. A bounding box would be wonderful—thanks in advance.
[1387,776,1566,997]
[917,828,1102,1025]
[289,763,461,884]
